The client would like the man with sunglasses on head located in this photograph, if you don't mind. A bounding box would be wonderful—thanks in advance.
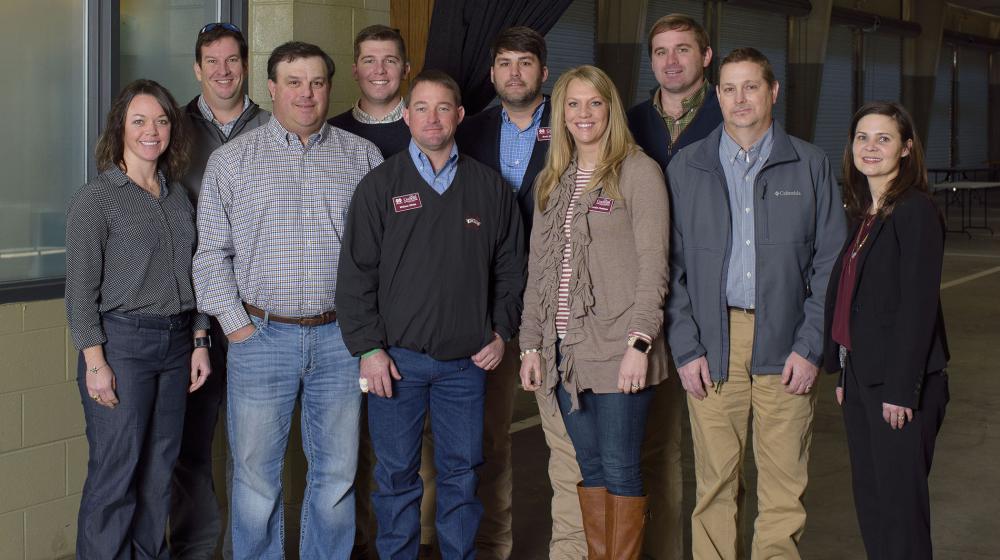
[171,21,269,560]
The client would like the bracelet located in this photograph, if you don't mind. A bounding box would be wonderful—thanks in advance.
[519,348,540,360]
[361,348,382,359]
[86,363,107,375]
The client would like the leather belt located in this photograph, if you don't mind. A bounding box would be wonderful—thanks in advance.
[728,306,755,315]
[243,302,337,326]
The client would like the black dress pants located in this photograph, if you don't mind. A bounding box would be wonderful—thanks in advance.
[842,356,949,560]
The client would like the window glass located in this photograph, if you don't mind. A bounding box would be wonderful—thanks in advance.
[0,1,86,283]
[120,0,218,104]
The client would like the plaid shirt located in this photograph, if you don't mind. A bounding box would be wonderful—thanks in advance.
[193,117,384,334]
[653,80,710,143]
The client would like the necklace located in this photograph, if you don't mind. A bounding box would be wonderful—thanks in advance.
[850,214,877,259]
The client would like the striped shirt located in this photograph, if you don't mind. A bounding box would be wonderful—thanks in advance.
[555,168,593,337]
[65,166,210,350]
[193,118,384,334]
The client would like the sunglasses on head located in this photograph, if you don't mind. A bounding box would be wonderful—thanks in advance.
[199,22,242,35]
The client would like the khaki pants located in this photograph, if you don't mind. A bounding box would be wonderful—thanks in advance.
[535,386,587,559]
[641,369,685,560]
[420,341,519,560]
[688,309,816,560]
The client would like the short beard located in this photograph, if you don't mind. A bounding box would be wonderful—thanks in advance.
[497,84,542,109]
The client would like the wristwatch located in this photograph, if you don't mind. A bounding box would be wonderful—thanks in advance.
[626,335,651,354]
[194,336,212,349]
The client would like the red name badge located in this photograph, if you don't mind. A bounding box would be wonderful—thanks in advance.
[392,192,422,213]
[537,127,552,141]
[589,196,614,214]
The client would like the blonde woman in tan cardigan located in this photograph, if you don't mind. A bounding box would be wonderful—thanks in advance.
[518,65,670,560]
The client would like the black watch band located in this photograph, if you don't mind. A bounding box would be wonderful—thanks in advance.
[194,336,212,349]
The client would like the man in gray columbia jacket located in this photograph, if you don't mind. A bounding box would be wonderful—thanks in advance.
[665,48,846,560]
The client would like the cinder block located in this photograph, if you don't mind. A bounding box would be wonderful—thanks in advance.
[0,393,21,452]
[0,327,67,394]
[0,304,23,336]
[25,494,80,560]
[0,443,65,514]
[252,3,294,54]
[354,8,390,32]
[293,4,353,56]
[66,437,88,495]
[0,510,25,559]
[22,382,85,447]
[364,0,389,12]
[22,299,66,332]
[249,54,272,113]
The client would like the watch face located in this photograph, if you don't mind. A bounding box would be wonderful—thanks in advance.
[632,338,651,353]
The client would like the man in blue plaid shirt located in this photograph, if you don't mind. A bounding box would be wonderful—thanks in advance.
[193,41,384,559]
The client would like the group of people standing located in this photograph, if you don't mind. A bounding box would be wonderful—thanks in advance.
[65,11,949,560]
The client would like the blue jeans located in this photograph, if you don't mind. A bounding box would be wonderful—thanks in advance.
[556,382,654,497]
[226,315,360,559]
[76,312,191,560]
[367,347,486,560]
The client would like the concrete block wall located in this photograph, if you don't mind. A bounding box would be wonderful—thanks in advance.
[248,0,391,118]
[0,300,84,560]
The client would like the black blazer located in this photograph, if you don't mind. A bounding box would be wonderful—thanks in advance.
[455,98,551,235]
[822,190,949,408]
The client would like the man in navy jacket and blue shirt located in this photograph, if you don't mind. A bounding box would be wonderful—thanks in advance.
[665,48,846,559]
[626,14,722,560]
[450,27,586,560]
[337,69,526,560]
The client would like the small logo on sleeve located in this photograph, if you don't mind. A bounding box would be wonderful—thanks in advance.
[464,214,482,229]
[392,193,422,213]
[537,127,552,142]
[588,196,615,214]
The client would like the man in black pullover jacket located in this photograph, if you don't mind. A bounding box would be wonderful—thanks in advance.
[453,27,586,560]
[625,14,723,560]
[170,22,268,560]
[337,70,525,560]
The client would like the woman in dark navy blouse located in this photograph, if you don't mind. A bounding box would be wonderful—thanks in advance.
[823,101,949,560]
[66,80,212,559]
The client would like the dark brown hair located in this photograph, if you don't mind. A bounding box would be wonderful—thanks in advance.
[95,79,190,180]
[195,23,248,65]
[354,24,407,63]
[719,47,777,88]
[267,41,335,81]
[647,13,709,56]
[841,101,928,220]
[405,69,462,107]
[491,26,547,66]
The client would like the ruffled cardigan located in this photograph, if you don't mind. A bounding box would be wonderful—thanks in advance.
[519,150,670,412]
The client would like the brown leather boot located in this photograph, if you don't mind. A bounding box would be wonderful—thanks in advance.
[606,493,647,560]
[577,484,607,560]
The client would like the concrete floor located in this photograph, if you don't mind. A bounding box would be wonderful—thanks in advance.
[507,211,1000,559]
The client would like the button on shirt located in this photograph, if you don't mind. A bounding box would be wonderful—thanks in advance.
[193,118,384,334]
[408,139,459,194]
[65,166,210,349]
[499,101,544,191]
[719,125,774,310]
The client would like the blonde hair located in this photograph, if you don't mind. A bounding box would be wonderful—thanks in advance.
[536,65,637,212]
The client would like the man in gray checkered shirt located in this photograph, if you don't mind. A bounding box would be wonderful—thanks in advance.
[193,41,384,559]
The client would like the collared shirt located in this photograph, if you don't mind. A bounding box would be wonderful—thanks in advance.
[719,124,775,309]
[65,166,210,349]
[352,98,405,125]
[198,94,251,137]
[499,100,545,191]
[408,139,459,194]
[193,118,384,334]
[653,80,709,142]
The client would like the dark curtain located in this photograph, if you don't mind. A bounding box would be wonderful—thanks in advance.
[423,0,574,116]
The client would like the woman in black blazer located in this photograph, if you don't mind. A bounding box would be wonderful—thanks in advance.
[822,101,950,560]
